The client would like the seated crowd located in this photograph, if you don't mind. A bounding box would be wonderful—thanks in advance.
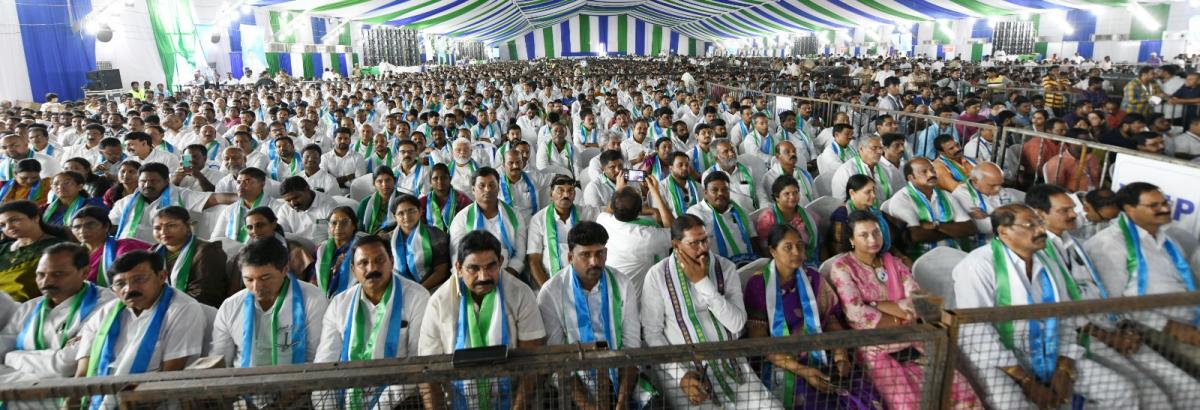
[2,55,1200,409]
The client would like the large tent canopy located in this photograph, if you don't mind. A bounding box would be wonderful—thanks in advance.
[247,0,1136,44]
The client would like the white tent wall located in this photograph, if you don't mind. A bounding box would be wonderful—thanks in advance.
[95,0,166,88]
[0,0,33,102]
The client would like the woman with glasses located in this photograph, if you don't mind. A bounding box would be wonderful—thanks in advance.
[829,211,982,409]
[744,224,882,409]
[0,201,72,302]
[312,206,362,297]
[149,206,230,308]
[41,171,105,227]
[69,206,151,287]
[379,194,450,290]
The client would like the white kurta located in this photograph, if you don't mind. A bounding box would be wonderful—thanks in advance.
[108,188,212,244]
[0,285,115,381]
[1084,221,1199,330]
[640,255,777,409]
[312,276,430,409]
[953,243,1135,410]
[448,203,527,274]
[276,192,341,245]
[525,205,600,275]
[209,280,329,367]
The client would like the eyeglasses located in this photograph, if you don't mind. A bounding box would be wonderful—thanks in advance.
[1137,199,1172,210]
[1009,220,1047,230]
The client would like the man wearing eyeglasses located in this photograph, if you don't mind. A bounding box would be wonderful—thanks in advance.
[0,244,115,385]
[954,204,1136,409]
[73,250,207,409]
[1086,183,1200,351]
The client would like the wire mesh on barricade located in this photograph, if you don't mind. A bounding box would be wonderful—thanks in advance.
[949,292,1200,410]
[1,325,949,410]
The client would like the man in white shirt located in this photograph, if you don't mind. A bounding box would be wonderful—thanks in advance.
[583,150,626,208]
[527,175,600,288]
[757,141,817,207]
[1085,182,1200,345]
[1028,184,1200,406]
[0,244,115,383]
[686,172,759,266]
[775,111,816,168]
[701,140,757,212]
[620,119,654,167]
[73,250,208,409]
[211,238,326,371]
[267,136,304,182]
[299,144,345,196]
[641,214,778,409]
[321,127,366,190]
[738,113,775,161]
[449,167,526,275]
[418,231,545,409]
[122,132,178,170]
[876,77,904,112]
[950,162,1023,248]
[516,105,544,145]
[537,221,643,408]
[884,157,976,259]
[109,163,233,244]
[171,144,225,192]
[536,121,576,173]
[962,123,999,163]
[212,168,278,243]
[1172,117,1200,159]
[497,148,549,222]
[816,123,858,175]
[953,204,1136,409]
[831,135,901,203]
[314,235,429,408]
[277,176,341,245]
[726,107,753,149]
[655,152,703,218]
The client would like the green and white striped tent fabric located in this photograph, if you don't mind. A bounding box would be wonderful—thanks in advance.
[248,0,1137,44]
[497,14,712,59]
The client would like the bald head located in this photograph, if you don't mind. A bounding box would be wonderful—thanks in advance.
[969,162,1004,196]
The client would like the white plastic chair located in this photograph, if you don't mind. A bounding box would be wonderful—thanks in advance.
[195,207,223,241]
[576,148,601,176]
[540,164,573,179]
[804,196,841,235]
[1166,225,1199,258]
[738,258,770,292]
[817,255,841,279]
[737,153,766,178]
[911,246,967,309]
[349,174,375,202]
[813,172,835,198]
[200,304,218,356]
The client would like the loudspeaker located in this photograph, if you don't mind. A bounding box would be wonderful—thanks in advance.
[86,69,122,91]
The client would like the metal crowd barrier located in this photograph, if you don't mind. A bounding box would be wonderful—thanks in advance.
[4,292,1199,409]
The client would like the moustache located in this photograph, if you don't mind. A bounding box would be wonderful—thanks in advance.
[365,271,385,280]
[1157,212,1172,217]
[124,291,143,300]
[472,280,496,289]
[40,286,59,293]
[1034,234,1048,243]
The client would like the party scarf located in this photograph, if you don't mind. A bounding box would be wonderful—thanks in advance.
[543,206,577,275]
[1117,213,1200,324]
[560,267,622,395]
[339,276,405,409]
[154,235,198,293]
[830,142,858,162]
[392,224,433,283]
[452,276,511,409]
[226,193,265,242]
[270,154,302,181]
[465,202,520,261]
[317,238,356,297]
[366,150,394,174]
[659,256,741,404]
[397,164,424,196]
[499,172,538,216]
[0,179,46,203]
[938,155,975,183]
[853,157,892,198]
[577,123,595,145]
[666,177,700,217]
[92,237,120,288]
[17,282,101,350]
[543,140,574,174]
[43,195,86,225]
[706,164,758,209]
[358,193,390,234]
[748,131,775,155]
[691,145,715,171]
[773,204,819,267]
[708,201,753,262]
[116,186,176,239]
[761,263,823,409]
[425,191,457,231]
[990,239,1062,383]
[239,275,307,367]
[447,159,477,182]
[84,286,175,410]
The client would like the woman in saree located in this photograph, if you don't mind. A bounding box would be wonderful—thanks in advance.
[826,174,908,264]
[68,205,150,286]
[745,224,884,409]
[828,210,982,410]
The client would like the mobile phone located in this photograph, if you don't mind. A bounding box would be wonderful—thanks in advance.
[625,169,645,182]
[181,155,192,169]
